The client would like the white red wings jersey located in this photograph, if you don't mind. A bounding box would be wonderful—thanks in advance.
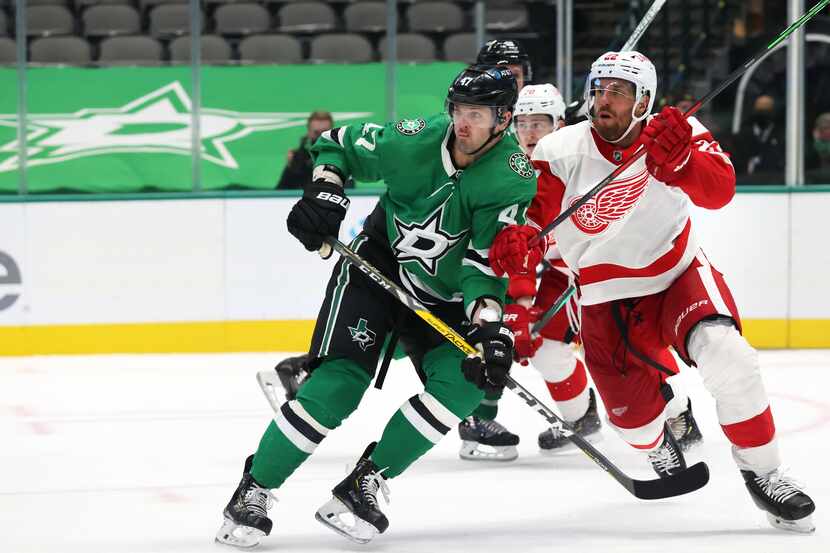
[528,117,735,306]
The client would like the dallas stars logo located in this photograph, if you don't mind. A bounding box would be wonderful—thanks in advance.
[508,152,534,179]
[395,118,426,136]
[348,318,377,351]
[0,81,370,172]
[391,204,465,276]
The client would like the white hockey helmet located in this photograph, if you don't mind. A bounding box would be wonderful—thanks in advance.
[513,84,566,126]
[585,51,657,142]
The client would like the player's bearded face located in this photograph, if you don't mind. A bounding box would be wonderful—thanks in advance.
[452,104,501,154]
[516,114,555,157]
[590,78,638,142]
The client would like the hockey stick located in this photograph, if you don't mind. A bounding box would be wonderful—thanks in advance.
[574,0,668,120]
[621,0,667,52]
[320,235,709,500]
[531,284,576,334]
[531,0,830,247]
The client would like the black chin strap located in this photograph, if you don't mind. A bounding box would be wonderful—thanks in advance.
[466,118,507,156]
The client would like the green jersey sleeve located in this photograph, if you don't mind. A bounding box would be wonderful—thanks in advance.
[460,150,536,316]
[310,122,392,182]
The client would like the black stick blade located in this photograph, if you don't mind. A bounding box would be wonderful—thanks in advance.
[631,462,710,500]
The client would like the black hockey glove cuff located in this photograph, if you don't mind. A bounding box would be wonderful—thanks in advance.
[461,321,514,393]
[286,180,350,256]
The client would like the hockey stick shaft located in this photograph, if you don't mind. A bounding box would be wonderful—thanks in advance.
[621,0,667,52]
[531,284,576,334]
[530,0,829,247]
[322,236,707,499]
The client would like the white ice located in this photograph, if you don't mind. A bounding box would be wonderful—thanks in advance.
[1,350,828,553]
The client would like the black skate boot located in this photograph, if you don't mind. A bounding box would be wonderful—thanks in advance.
[647,423,687,478]
[667,399,703,452]
[315,442,390,544]
[257,354,311,411]
[215,455,277,549]
[538,388,602,454]
[742,468,816,533]
[458,416,519,461]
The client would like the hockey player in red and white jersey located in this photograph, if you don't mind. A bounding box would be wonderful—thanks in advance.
[506,83,605,453]
[504,83,700,455]
[489,51,816,532]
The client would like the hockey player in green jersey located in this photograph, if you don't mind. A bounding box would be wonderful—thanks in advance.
[215,65,537,548]
[457,38,534,461]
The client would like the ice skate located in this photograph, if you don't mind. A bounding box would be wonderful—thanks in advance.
[215,455,277,549]
[315,442,390,544]
[742,468,816,533]
[647,423,687,478]
[667,399,703,451]
[458,415,519,461]
[538,388,602,454]
[257,354,311,410]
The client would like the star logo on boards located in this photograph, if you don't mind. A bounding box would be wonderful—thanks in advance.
[0,81,371,172]
[391,205,465,276]
[348,318,377,351]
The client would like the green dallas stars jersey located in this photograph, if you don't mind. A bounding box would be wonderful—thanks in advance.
[312,112,536,315]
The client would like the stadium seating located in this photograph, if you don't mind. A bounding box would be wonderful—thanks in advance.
[168,34,232,62]
[98,35,163,64]
[309,33,372,62]
[82,5,141,38]
[2,0,542,64]
[30,35,92,63]
[379,32,436,62]
[238,33,303,63]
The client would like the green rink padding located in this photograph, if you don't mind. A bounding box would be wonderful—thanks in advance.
[0,63,466,194]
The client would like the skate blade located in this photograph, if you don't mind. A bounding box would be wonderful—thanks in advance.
[459,441,518,462]
[539,431,603,456]
[315,497,378,544]
[215,517,265,549]
[256,370,284,413]
[767,512,816,534]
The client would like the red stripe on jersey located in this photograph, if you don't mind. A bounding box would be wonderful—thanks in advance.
[579,218,692,285]
[545,358,588,401]
[721,406,776,448]
[528,160,566,230]
[630,429,665,450]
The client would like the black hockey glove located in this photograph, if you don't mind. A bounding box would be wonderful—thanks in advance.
[286,180,349,256]
[461,322,514,393]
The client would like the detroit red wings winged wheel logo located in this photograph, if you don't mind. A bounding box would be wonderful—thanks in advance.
[568,169,650,234]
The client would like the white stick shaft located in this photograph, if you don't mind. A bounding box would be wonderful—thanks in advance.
[621,0,668,51]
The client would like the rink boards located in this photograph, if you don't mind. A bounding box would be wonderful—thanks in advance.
[0,191,828,354]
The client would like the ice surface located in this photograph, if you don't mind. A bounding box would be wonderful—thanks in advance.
[1,350,828,553]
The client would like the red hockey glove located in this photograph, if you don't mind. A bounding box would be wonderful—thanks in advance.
[490,225,545,277]
[503,304,543,365]
[641,106,693,184]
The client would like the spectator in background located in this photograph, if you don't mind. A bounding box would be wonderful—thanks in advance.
[807,112,830,185]
[732,94,785,184]
[277,111,334,190]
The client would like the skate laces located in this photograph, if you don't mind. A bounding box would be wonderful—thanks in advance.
[479,418,510,437]
[243,485,277,517]
[545,423,565,440]
[648,437,681,472]
[756,468,805,504]
[360,468,390,508]
[668,412,688,440]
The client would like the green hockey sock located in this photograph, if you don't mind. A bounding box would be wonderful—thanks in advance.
[250,357,371,488]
